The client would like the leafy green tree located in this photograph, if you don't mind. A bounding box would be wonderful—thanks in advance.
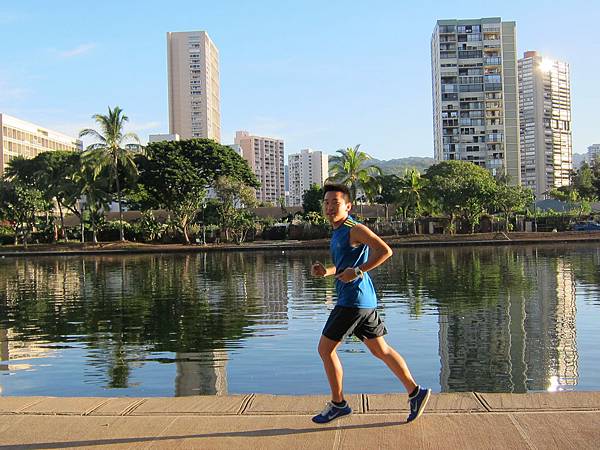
[547,162,598,221]
[376,174,400,220]
[3,156,38,185]
[121,180,155,211]
[424,161,496,233]
[492,183,534,231]
[9,151,82,241]
[0,180,48,246]
[4,157,55,237]
[36,151,81,240]
[548,187,592,220]
[590,159,600,198]
[79,106,141,241]
[302,184,323,214]
[213,176,258,243]
[328,144,382,202]
[572,162,597,200]
[137,139,259,244]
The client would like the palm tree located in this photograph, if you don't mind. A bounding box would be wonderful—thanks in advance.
[71,162,112,244]
[79,106,141,241]
[328,145,382,202]
[398,169,426,234]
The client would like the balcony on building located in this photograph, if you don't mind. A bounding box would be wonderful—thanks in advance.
[484,56,502,66]
[487,133,504,143]
[438,25,456,34]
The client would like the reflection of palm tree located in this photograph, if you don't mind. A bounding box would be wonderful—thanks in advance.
[79,106,141,241]
[108,342,130,388]
[328,145,382,202]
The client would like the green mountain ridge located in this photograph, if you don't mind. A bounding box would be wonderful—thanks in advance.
[365,156,436,175]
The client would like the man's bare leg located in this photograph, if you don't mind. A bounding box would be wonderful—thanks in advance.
[317,335,344,402]
[363,336,418,393]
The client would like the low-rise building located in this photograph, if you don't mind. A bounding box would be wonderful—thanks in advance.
[0,113,82,175]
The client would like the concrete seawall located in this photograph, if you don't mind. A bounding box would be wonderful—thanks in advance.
[0,392,598,448]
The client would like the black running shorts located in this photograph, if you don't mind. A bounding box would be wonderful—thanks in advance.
[322,305,387,342]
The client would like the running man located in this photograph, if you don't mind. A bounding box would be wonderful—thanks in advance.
[311,183,430,424]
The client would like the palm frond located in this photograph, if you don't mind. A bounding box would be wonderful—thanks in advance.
[122,132,140,144]
[79,128,106,142]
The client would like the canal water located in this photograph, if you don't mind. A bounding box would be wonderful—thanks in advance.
[0,244,598,396]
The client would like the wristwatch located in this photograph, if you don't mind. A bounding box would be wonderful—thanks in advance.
[354,267,364,278]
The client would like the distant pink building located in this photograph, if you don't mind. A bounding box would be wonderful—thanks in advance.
[235,131,285,204]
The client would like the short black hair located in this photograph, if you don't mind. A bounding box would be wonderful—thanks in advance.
[323,183,351,202]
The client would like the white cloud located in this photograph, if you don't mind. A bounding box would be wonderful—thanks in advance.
[55,43,97,59]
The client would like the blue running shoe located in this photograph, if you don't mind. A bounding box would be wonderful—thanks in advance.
[312,401,352,424]
[407,387,431,422]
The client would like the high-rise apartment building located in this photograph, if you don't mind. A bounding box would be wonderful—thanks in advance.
[167,31,221,142]
[431,18,520,183]
[235,131,285,204]
[587,144,600,164]
[519,51,572,199]
[288,148,329,206]
[0,113,82,175]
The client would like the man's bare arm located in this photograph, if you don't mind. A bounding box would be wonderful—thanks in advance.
[350,224,393,273]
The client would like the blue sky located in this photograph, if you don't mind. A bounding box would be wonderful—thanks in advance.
[1,0,598,160]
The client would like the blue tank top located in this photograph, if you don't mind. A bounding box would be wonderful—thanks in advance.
[330,215,378,308]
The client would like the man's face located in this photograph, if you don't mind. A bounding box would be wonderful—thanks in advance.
[323,191,351,225]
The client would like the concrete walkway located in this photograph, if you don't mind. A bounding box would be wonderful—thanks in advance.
[0,392,598,449]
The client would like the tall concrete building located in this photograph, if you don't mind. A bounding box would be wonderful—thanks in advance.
[288,148,329,206]
[0,113,82,175]
[519,51,572,199]
[235,131,285,204]
[167,31,221,142]
[587,144,600,164]
[431,18,520,183]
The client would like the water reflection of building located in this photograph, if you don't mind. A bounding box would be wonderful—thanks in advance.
[439,293,516,392]
[0,328,7,373]
[288,254,336,305]
[288,257,307,301]
[438,250,578,392]
[0,258,82,305]
[249,253,289,324]
[173,252,290,396]
[175,350,228,396]
[0,326,56,393]
[524,256,578,390]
